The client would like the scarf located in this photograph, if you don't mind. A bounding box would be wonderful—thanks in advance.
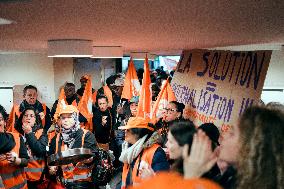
[60,112,80,148]
[19,100,44,114]
[119,134,148,164]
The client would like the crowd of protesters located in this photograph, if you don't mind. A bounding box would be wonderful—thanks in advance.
[0,67,283,189]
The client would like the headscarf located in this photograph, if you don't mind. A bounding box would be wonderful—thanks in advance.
[58,112,81,148]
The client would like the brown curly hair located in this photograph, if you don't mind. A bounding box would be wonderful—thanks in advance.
[237,106,284,189]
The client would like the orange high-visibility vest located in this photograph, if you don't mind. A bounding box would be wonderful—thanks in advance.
[55,129,93,183]
[121,144,160,189]
[8,103,47,133]
[24,129,46,181]
[48,129,56,146]
[0,132,27,189]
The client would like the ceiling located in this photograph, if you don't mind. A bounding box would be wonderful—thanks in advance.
[0,0,284,55]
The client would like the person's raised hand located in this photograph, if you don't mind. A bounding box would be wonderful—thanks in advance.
[22,122,32,134]
[183,130,217,179]
[6,152,21,165]
[102,116,108,126]
[49,166,58,175]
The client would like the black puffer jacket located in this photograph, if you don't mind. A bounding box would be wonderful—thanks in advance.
[0,133,15,154]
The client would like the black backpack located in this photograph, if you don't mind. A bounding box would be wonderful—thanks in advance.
[92,149,115,186]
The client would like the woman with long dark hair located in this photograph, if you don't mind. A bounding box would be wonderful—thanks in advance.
[15,106,48,188]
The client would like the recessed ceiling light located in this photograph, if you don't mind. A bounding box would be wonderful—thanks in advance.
[0,18,15,25]
[47,39,93,57]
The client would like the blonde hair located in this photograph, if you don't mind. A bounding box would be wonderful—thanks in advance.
[237,106,284,189]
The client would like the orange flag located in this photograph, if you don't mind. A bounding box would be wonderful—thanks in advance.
[53,87,67,121]
[7,106,16,132]
[121,58,141,100]
[103,85,113,108]
[151,79,176,123]
[77,75,93,130]
[137,55,152,118]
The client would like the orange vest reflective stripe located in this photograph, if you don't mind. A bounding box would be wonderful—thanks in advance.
[121,144,160,189]
[55,129,93,183]
[0,132,27,189]
[24,129,46,181]
[8,103,47,133]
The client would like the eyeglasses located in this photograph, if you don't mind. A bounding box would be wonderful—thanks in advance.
[99,102,107,105]
[164,108,178,113]
[23,114,35,118]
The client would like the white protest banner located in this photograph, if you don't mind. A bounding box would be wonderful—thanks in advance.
[171,49,272,132]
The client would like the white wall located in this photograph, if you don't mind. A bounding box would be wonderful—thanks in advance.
[262,49,284,104]
[53,57,74,98]
[263,50,284,88]
[73,58,116,91]
[0,53,55,108]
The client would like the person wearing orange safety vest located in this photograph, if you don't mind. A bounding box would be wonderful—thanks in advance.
[51,83,80,118]
[14,106,48,188]
[0,105,29,189]
[51,82,89,124]
[118,117,169,189]
[8,85,52,133]
[48,105,98,189]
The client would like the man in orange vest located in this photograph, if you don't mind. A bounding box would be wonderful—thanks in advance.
[48,105,98,189]
[9,85,52,133]
[51,82,81,119]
